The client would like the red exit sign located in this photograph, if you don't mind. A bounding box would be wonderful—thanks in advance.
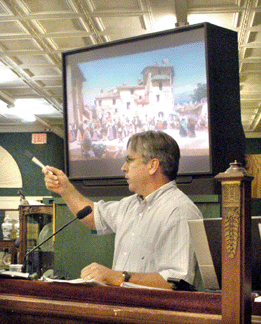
[32,133,47,144]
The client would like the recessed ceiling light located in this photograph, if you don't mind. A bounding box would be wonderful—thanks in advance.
[0,66,19,84]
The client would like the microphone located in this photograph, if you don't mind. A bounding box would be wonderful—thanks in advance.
[76,205,93,220]
[22,205,93,273]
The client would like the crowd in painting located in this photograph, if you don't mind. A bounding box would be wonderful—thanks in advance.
[69,104,207,160]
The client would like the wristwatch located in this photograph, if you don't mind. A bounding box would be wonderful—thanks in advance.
[122,271,131,282]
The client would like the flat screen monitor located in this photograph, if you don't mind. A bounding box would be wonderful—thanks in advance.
[62,22,245,188]
[188,217,261,292]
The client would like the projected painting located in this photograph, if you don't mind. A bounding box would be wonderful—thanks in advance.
[64,27,210,179]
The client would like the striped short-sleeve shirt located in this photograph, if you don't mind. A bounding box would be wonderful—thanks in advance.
[94,181,203,284]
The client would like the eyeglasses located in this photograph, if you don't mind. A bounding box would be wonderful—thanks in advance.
[125,156,140,164]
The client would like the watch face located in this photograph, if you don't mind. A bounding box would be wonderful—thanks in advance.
[123,271,131,282]
[2,252,11,266]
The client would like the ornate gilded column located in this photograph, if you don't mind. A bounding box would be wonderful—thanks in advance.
[215,161,253,324]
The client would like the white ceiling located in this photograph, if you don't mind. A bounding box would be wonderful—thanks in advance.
[0,0,260,138]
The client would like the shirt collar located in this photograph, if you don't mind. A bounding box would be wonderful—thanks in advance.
[136,180,177,204]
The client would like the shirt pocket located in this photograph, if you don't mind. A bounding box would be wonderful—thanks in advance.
[136,240,155,272]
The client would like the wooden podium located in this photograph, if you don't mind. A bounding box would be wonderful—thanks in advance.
[0,278,260,324]
[215,161,254,324]
[0,162,259,323]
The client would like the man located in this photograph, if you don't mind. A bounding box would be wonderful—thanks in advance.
[43,130,202,289]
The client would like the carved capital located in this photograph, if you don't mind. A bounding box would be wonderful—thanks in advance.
[222,181,241,259]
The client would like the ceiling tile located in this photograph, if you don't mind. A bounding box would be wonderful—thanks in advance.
[33,18,88,34]
[188,12,238,29]
[93,0,142,10]
[13,54,55,66]
[100,16,150,39]
[0,38,42,51]
[47,36,94,50]
[0,20,29,35]
[3,87,39,98]
[27,65,61,77]
[245,47,261,59]
[18,0,76,14]
[0,1,13,16]
[189,0,238,6]
[252,11,261,27]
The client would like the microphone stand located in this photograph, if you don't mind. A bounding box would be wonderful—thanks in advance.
[0,206,93,280]
[24,217,78,261]
[22,206,93,274]
[22,217,78,275]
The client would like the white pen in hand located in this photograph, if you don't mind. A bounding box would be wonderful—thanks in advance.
[25,150,53,174]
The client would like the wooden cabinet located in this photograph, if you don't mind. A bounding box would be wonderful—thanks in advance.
[18,204,54,276]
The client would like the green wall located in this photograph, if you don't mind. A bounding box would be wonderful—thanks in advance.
[54,199,114,279]
[0,132,64,197]
[245,138,261,154]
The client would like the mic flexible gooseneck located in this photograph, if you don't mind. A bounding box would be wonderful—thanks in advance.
[23,205,93,271]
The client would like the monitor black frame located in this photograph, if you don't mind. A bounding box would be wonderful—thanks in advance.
[62,22,245,195]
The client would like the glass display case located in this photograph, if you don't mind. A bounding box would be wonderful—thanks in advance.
[0,210,19,270]
[18,204,54,277]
